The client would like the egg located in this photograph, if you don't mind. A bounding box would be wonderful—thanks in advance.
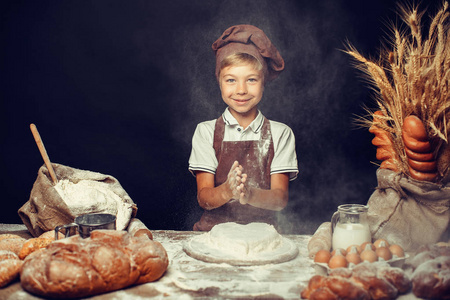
[328,254,348,269]
[374,238,390,248]
[331,248,347,256]
[346,244,361,254]
[314,249,332,263]
[360,242,376,252]
[389,244,405,258]
[346,252,362,265]
[360,249,378,262]
[375,247,392,261]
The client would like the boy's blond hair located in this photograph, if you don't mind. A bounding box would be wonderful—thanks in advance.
[219,53,264,79]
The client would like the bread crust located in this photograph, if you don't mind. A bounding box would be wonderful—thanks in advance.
[410,244,450,299]
[301,262,411,300]
[0,259,23,288]
[20,230,168,299]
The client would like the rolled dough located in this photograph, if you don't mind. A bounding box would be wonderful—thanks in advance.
[183,222,299,266]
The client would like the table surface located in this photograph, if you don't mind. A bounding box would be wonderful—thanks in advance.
[0,224,419,300]
[1,224,316,300]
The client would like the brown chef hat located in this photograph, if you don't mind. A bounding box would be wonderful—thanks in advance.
[212,24,285,82]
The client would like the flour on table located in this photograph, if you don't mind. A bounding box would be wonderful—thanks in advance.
[54,179,130,230]
[202,222,283,257]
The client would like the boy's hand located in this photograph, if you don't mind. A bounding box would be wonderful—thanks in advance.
[237,173,249,205]
[226,161,244,200]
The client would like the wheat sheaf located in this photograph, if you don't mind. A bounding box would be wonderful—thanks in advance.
[345,1,450,182]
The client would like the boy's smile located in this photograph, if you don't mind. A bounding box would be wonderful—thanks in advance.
[219,64,264,124]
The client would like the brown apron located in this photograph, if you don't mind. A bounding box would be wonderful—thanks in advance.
[193,116,277,231]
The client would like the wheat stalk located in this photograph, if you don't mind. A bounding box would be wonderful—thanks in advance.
[345,2,450,180]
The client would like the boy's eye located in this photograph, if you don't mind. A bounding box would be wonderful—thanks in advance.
[225,78,235,83]
[248,78,258,83]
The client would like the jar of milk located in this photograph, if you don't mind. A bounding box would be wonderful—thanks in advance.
[331,204,371,250]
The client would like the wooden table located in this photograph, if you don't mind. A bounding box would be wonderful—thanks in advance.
[0,224,421,299]
[0,224,316,299]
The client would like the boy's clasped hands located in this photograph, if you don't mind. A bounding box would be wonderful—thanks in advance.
[227,161,250,205]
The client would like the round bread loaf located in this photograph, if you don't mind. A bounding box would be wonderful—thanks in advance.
[0,234,23,241]
[0,250,19,261]
[0,259,23,288]
[20,230,168,299]
[412,255,450,299]
[0,237,26,255]
[38,229,65,241]
[408,244,450,270]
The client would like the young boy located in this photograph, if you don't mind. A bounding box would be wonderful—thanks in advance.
[189,24,298,231]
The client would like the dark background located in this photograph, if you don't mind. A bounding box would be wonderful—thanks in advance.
[1,0,443,234]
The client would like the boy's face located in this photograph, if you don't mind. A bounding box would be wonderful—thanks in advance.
[219,64,264,120]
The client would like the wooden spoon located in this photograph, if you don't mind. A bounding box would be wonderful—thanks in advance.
[30,123,58,184]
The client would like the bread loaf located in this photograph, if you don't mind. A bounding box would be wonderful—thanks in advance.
[0,259,23,288]
[0,234,23,241]
[308,222,332,258]
[0,236,26,255]
[301,262,411,300]
[0,250,19,261]
[38,230,65,241]
[301,274,370,300]
[411,255,450,299]
[408,243,450,299]
[20,230,168,299]
[408,243,450,270]
[18,237,53,259]
[127,218,153,240]
[0,249,22,288]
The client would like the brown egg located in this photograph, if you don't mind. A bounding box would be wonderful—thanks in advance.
[328,254,348,269]
[346,252,362,265]
[314,249,332,264]
[346,244,362,254]
[331,248,347,256]
[374,238,390,248]
[360,242,376,252]
[376,247,392,261]
[389,244,405,258]
[360,249,378,262]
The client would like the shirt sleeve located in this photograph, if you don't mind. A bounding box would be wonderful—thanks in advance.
[188,121,218,176]
[270,122,299,181]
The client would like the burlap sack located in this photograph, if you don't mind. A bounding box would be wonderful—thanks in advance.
[308,168,450,256]
[18,163,137,237]
[367,168,450,251]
